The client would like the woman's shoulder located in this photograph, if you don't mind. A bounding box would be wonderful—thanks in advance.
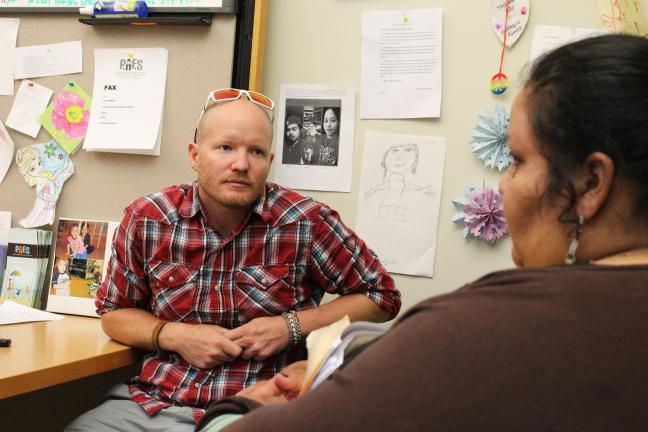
[399,264,648,323]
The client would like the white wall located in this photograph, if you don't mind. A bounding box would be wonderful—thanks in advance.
[262,0,609,314]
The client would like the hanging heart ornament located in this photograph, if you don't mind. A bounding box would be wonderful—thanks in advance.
[491,0,530,48]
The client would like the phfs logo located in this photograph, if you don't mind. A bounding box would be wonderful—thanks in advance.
[120,52,144,71]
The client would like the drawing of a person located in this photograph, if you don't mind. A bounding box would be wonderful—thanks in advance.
[364,143,436,222]
[16,143,74,228]
[17,147,57,227]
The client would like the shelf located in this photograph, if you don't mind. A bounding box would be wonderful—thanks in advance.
[79,13,212,25]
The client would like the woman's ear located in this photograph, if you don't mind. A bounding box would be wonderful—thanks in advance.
[575,151,615,220]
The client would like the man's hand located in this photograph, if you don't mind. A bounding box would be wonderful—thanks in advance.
[225,316,289,361]
[236,360,307,406]
[160,322,242,369]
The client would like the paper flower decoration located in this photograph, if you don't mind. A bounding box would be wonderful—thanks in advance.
[51,91,89,139]
[452,186,508,244]
[470,105,513,172]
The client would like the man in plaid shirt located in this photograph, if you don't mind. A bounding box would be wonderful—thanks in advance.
[66,90,400,431]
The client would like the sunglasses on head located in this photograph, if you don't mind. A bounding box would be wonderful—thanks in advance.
[193,88,275,142]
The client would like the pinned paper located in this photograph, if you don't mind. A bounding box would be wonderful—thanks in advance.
[14,40,83,80]
[0,120,15,184]
[16,141,74,228]
[40,80,91,154]
[491,0,530,47]
[452,186,508,244]
[471,105,512,172]
[0,18,19,96]
[6,80,53,138]
[596,0,648,35]
[356,131,446,277]
[530,25,609,61]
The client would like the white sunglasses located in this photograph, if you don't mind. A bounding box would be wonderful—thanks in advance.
[194,88,275,142]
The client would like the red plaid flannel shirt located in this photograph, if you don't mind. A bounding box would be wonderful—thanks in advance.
[96,182,400,421]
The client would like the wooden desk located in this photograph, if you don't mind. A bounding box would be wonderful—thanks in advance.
[0,316,138,399]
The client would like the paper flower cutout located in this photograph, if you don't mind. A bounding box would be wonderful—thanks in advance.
[51,91,90,139]
[452,186,508,244]
[40,80,92,155]
[470,105,513,172]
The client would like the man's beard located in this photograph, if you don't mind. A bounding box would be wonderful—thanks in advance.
[204,177,263,209]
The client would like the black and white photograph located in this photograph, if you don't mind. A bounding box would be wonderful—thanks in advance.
[282,99,342,167]
[274,85,355,192]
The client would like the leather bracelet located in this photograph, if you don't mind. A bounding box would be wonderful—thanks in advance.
[151,320,168,352]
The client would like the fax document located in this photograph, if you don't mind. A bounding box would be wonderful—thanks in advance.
[14,41,83,80]
[361,9,442,119]
[84,48,167,156]
[0,18,19,96]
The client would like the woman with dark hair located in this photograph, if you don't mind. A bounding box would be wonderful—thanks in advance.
[198,34,648,432]
[319,107,340,166]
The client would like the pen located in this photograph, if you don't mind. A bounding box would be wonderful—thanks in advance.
[0,338,11,347]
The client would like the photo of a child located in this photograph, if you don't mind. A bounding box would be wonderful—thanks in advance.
[47,218,119,316]
[67,224,87,259]
[51,258,71,296]
[51,219,111,300]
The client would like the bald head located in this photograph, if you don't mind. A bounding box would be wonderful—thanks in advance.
[195,99,273,146]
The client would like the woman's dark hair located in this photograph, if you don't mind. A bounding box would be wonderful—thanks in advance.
[525,34,648,222]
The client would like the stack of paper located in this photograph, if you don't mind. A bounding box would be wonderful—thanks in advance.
[83,48,168,156]
[0,300,63,325]
[0,228,53,309]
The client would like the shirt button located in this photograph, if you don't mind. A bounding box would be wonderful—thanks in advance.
[168,276,174,283]
[261,278,267,284]
[194,383,199,388]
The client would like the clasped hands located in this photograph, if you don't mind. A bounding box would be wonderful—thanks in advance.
[165,315,291,369]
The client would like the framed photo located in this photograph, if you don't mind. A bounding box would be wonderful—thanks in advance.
[46,218,118,317]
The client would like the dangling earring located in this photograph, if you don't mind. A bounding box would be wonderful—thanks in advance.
[565,215,584,265]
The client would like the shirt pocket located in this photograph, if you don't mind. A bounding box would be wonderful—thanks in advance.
[235,264,296,321]
[148,260,199,321]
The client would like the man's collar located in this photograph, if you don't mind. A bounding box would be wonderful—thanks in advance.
[179,181,272,223]
[252,185,272,223]
[178,182,202,219]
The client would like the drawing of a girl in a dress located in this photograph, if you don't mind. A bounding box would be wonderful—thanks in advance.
[16,141,74,228]
[364,143,436,222]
